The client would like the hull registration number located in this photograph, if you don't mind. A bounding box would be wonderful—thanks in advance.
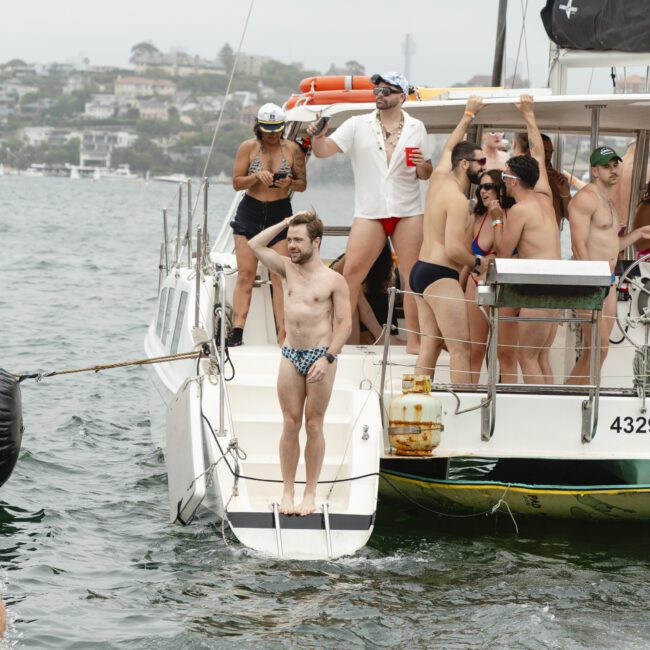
[610,416,650,434]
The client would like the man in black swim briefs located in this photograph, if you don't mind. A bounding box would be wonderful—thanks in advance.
[411,96,488,382]
[249,211,351,516]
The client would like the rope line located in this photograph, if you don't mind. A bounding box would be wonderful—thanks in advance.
[379,474,519,532]
[15,351,200,383]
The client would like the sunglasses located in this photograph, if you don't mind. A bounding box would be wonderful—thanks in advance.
[479,182,500,191]
[501,172,520,181]
[373,86,403,96]
[464,157,487,165]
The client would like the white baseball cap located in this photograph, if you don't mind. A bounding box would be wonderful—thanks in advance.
[257,103,286,132]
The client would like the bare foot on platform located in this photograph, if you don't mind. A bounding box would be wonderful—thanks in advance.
[279,492,295,515]
[296,493,316,516]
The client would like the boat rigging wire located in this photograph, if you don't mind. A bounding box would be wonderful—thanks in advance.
[186,0,256,224]
[511,0,530,88]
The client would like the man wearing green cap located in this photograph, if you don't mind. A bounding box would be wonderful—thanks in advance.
[567,146,650,384]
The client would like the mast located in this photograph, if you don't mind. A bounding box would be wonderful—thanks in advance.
[492,0,508,86]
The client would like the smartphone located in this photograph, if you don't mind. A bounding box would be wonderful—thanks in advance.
[310,116,330,137]
[272,171,290,181]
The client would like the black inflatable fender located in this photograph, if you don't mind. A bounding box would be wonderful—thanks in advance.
[0,368,23,487]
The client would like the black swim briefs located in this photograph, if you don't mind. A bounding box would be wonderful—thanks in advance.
[409,260,460,295]
[230,194,292,246]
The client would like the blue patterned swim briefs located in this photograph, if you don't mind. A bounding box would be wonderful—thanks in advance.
[281,346,328,376]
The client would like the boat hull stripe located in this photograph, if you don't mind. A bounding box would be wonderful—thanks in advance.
[228,511,375,530]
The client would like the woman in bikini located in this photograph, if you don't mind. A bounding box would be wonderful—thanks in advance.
[229,103,307,346]
[464,169,519,383]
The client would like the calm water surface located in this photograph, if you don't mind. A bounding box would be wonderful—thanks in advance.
[1,176,649,648]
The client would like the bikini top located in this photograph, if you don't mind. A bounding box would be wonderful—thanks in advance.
[471,213,496,256]
[471,210,518,257]
[248,144,292,175]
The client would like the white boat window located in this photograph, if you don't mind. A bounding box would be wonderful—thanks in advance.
[155,288,168,338]
[170,291,188,355]
[161,288,175,345]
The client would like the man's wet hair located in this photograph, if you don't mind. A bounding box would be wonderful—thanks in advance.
[541,133,551,143]
[291,210,323,244]
[507,155,540,189]
[451,141,481,169]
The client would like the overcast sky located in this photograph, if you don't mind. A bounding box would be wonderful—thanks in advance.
[4,1,643,92]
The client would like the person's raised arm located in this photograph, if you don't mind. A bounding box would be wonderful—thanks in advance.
[308,113,345,159]
[516,94,552,199]
[433,96,484,175]
[568,189,595,261]
[248,214,294,277]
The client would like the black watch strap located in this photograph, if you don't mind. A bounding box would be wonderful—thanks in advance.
[324,352,337,364]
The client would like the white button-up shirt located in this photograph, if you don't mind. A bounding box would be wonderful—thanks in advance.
[330,110,430,219]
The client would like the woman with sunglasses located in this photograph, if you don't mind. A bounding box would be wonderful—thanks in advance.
[229,103,307,347]
[464,169,519,383]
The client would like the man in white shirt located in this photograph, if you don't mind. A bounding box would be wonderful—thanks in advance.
[309,72,433,352]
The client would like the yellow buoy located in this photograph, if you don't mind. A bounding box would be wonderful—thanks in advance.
[388,375,443,456]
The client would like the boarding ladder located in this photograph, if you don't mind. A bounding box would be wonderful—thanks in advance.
[477,258,611,444]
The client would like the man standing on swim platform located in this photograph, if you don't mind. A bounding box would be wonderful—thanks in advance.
[308,72,432,353]
[411,96,488,382]
[249,211,352,516]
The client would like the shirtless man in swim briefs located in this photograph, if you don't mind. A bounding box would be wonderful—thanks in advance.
[491,95,561,385]
[249,211,352,515]
[411,96,488,383]
[567,146,650,385]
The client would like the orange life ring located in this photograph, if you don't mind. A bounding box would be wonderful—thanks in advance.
[285,89,376,110]
[298,75,374,93]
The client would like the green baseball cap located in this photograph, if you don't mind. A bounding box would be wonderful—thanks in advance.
[590,146,622,166]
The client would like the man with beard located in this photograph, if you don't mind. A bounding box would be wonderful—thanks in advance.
[410,96,488,383]
[491,95,561,385]
[249,210,352,516]
[308,72,432,353]
[567,147,650,384]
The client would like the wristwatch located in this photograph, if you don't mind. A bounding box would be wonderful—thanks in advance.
[324,351,337,364]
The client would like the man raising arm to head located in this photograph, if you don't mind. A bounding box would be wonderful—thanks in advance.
[249,211,352,516]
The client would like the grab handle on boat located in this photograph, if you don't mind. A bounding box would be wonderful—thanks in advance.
[272,502,284,558]
[322,502,333,560]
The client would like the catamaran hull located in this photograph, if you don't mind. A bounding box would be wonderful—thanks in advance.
[379,470,650,521]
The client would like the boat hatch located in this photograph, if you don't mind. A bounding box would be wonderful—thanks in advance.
[479,258,612,444]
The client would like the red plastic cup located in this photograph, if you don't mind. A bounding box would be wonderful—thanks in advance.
[405,147,418,166]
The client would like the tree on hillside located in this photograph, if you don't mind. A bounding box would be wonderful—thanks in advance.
[345,60,365,75]
[130,41,160,63]
[219,44,234,72]
[2,58,27,69]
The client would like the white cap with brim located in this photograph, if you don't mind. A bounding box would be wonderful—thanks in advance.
[257,102,286,133]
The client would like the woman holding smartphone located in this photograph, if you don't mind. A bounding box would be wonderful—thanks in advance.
[229,103,307,346]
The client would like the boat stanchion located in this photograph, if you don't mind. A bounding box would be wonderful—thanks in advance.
[176,183,183,266]
[187,178,193,267]
[322,503,333,559]
[272,502,284,558]
[195,227,202,329]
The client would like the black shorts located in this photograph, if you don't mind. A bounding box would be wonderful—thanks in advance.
[409,261,460,295]
[230,194,292,247]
